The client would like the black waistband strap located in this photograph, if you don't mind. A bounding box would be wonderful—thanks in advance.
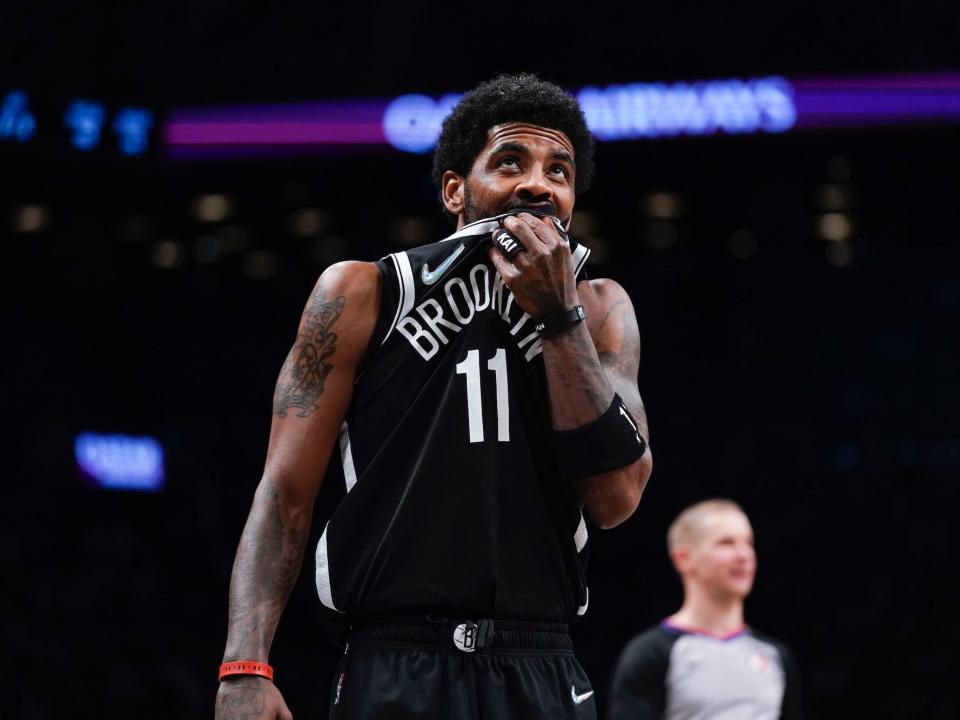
[347,616,573,652]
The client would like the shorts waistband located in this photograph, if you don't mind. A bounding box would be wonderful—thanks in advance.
[347,616,573,653]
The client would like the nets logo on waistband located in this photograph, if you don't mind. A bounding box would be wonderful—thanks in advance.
[453,623,478,653]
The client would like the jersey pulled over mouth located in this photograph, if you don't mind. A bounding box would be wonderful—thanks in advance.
[499,204,558,220]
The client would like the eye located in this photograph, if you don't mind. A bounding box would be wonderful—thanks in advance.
[497,156,520,168]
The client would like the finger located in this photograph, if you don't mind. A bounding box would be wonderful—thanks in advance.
[503,215,547,253]
[491,227,525,261]
[531,216,574,266]
[509,247,535,272]
[531,215,562,249]
[540,215,568,247]
[279,698,293,720]
[515,213,557,250]
[488,247,519,282]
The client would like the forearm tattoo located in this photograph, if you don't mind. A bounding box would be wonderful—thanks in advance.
[272,294,345,417]
[226,481,309,660]
[597,302,649,442]
[546,328,613,421]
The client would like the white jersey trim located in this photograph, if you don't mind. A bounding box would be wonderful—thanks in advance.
[574,513,588,554]
[339,421,357,493]
[315,524,341,612]
[577,587,590,616]
[572,242,591,278]
[445,215,591,281]
[381,251,416,346]
[441,218,501,243]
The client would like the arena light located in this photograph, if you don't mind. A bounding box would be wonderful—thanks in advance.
[287,208,328,238]
[12,203,50,233]
[641,192,683,220]
[2,90,155,156]
[64,99,107,151]
[150,239,185,269]
[817,213,854,242]
[192,193,234,223]
[113,107,154,156]
[242,249,279,279]
[75,432,165,492]
[0,90,36,142]
[164,72,960,158]
[383,93,462,153]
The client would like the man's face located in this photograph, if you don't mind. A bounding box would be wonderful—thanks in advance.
[456,122,577,227]
[684,510,757,601]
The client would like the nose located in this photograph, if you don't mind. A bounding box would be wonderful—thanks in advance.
[515,168,553,204]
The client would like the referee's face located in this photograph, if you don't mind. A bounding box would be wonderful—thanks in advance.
[688,510,757,601]
[444,122,577,229]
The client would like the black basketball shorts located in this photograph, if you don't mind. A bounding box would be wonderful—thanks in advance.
[328,618,597,719]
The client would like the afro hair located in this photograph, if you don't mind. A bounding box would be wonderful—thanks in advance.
[431,74,595,204]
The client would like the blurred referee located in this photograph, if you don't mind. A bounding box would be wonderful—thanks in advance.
[608,500,802,719]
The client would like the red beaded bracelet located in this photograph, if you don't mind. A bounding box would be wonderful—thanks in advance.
[219,661,274,681]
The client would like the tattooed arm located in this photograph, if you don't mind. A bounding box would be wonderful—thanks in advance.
[216,261,380,720]
[489,214,651,529]
[568,278,652,528]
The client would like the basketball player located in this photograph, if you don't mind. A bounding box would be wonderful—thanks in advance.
[607,500,802,719]
[215,74,653,720]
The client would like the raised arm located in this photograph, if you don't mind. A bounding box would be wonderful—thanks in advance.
[572,278,652,527]
[216,261,380,720]
[489,214,652,529]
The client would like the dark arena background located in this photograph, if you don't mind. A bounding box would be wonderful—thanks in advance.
[3,3,959,718]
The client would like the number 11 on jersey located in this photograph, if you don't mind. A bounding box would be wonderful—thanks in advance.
[455,348,510,443]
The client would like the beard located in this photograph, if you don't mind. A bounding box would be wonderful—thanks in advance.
[462,185,558,225]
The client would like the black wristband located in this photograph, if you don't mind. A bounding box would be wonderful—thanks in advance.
[534,305,585,338]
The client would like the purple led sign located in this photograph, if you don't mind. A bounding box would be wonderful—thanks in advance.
[163,72,960,158]
[792,73,960,128]
[166,98,394,158]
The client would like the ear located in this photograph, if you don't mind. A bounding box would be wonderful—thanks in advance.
[441,170,465,216]
[670,545,691,575]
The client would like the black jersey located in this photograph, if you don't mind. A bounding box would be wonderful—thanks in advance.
[314,214,593,624]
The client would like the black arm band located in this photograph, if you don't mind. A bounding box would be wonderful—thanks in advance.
[552,394,647,480]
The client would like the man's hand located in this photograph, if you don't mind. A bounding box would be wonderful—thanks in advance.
[216,676,293,720]
[487,214,653,528]
[488,213,579,318]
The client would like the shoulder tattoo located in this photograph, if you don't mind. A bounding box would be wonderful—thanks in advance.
[272,294,346,417]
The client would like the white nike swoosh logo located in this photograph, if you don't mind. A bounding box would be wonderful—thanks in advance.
[571,685,594,705]
[619,406,643,444]
[421,243,465,285]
